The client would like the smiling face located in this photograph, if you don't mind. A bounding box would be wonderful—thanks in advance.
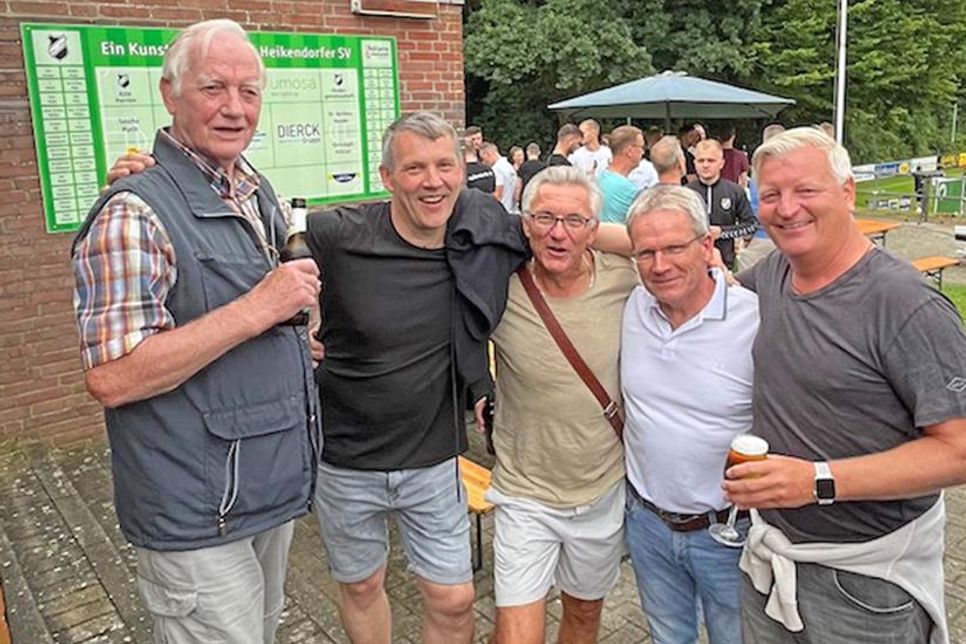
[380,130,464,248]
[161,32,262,173]
[756,145,856,264]
[523,182,598,280]
[631,209,714,319]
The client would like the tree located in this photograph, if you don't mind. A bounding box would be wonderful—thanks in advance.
[464,0,652,151]
[749,0,966,162]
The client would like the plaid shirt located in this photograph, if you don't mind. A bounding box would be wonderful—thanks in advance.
[73,130,290,369]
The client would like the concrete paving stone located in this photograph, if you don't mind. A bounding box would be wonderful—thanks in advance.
[37,583,106,617]
[45,596,115,636]
[50,612,124,643]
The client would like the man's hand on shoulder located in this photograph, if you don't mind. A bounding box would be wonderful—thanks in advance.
[105,151,156,188]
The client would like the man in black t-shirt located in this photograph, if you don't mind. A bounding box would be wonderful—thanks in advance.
[464,139,496,195]
[548,122,581,166]
[307,112,527,644]
[517,142,546,196]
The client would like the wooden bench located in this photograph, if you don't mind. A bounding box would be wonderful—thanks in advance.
[912,256,959,289]
[459,456,494,572]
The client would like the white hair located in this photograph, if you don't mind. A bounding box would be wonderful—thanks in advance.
[521,165,602,220]
[626,184,709,238]
[162,19,265,97]
[752,126,853,184]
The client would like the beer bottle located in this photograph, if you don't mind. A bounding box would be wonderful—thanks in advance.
[279,197,310,326]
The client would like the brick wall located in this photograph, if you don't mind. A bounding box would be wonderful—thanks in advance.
[0,0,465,443]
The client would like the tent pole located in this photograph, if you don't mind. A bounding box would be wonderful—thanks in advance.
[665,103,671,132]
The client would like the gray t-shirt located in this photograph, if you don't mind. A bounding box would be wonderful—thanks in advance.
[739,248,966,543]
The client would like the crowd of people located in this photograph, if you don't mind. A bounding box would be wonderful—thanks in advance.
[71,18,966,644]
[463,119,761,270]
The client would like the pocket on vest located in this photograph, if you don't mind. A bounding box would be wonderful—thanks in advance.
[202,396,309,525]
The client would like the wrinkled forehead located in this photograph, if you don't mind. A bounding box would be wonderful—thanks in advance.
[531,183,594,216]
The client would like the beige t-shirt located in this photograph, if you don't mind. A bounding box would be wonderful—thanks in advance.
[491,251,639,508]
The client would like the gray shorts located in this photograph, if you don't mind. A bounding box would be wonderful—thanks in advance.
[314,457,472,585]
[135,521,293,644]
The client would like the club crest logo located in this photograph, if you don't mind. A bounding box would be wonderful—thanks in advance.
[720,197,732,210]
[47,34,68,60]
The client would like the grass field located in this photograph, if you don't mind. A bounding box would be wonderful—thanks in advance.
[943,283,966,317]
[856,167,964,213]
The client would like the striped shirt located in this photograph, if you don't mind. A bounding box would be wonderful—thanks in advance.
[72,130,289,370]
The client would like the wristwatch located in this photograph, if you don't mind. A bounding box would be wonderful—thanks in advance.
[814,461,836,506]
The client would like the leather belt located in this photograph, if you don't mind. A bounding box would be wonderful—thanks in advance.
[629,485,748,533]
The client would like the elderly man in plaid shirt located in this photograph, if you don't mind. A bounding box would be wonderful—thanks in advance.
[71,19,321,644]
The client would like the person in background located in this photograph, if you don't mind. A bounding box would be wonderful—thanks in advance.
[569,119,613,177]
[71,19,321,643]
[548,123,582,166]
[678,124,700,183]
[464,125,484,161]
[482,141,520,214]
[685,139,756,269]
[465,139,497,196]
[598,125,646,224]
[719,125,750,189]
[644,125,664,161]
[509,145,525,172]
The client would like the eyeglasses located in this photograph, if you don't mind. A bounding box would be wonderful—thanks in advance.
[525,211,595,232]
[634,234,706,264]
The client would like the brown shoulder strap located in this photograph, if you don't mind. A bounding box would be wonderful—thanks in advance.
[515,265,623,441]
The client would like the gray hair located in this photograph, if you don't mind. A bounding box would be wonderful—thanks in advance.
[381,112,461,170]
[162,19,265,97]
[521,165,602,220]
[751,126,852,184]
[761,123,786,142]
[626,184,709,238]
[649,136,685,175]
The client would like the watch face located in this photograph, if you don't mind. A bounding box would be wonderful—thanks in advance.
[816,478,835,500]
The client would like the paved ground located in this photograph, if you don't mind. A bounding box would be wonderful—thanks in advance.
[3,214,966,643]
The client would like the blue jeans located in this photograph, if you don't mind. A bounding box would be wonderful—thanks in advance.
[625,486,746,644]
[742,562,931,643]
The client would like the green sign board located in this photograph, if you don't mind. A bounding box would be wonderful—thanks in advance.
[21,23,400,233]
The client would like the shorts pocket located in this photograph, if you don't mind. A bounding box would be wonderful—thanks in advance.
[832,569,914,614]
[137,574,198,618]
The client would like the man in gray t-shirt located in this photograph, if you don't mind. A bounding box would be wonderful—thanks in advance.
[728,128,966,643]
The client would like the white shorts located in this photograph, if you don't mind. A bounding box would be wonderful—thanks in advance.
[487,481,625,607]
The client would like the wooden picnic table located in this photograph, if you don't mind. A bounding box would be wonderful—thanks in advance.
[855,219,902,246]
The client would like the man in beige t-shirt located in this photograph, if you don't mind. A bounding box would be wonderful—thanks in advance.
[487,165,638,644]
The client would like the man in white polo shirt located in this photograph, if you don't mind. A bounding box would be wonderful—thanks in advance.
[481,141,520,214]
[620,184,759,644]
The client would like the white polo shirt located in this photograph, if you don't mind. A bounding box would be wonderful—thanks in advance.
[621,269,759,514]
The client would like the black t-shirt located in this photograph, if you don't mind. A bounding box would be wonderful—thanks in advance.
[466,161,496,194]
[307,202,464,470]
[684,148,696,176]
[517,159,547,197]
[547,153,571,166]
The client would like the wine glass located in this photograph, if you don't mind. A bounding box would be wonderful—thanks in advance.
[709,434,768,547]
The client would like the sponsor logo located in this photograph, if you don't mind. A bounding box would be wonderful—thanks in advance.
[946,377,966,393]
[331,172,357,183]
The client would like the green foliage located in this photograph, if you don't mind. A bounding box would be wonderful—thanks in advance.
[749,0,966,163]
[464,0,652,150]
[465,0,966,164]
